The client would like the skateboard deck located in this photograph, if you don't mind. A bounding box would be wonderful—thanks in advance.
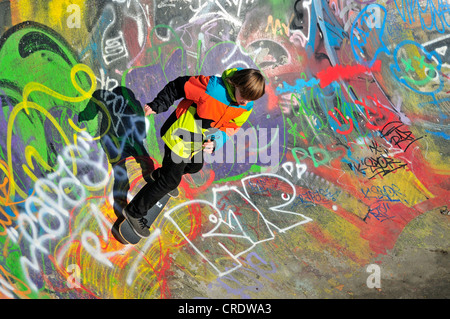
[119,194,170,244]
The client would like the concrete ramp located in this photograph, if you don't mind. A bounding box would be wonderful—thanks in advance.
[0,0,448,300]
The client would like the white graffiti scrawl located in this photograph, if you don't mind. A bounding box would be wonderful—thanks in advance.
[164,174,312,277]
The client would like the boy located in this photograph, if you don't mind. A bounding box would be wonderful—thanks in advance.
[123,68,266,238]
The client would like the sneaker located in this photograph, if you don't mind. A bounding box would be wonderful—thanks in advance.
[150,170,179,198]
[122,208,150,238]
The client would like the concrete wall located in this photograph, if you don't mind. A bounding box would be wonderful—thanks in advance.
[0,0,448,299]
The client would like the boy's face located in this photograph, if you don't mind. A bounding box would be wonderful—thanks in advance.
[235,88,252,106]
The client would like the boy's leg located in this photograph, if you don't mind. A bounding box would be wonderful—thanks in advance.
[125,145,187,219]
[184,149,204,174]
[122,146,204,238]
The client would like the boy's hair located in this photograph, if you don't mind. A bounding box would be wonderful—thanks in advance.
[227,69,265,101]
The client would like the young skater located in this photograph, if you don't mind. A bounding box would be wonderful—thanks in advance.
[123,68,265,237]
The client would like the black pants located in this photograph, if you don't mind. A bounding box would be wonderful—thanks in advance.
[125,144,204,218]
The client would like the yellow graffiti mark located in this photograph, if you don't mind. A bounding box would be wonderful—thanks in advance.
[21,64,96,115]
[21,145,54,183]
[6,64,99,199]
[68,118,86,133]
[412,178,435,200]
[104,135,123,164]
[265,14,294,36]
[0,161,13,207]
[8,101,74,199]
[9,0,33,25]
[370,168,432,207]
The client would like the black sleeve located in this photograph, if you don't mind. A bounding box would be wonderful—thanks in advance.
[146,76,191,114]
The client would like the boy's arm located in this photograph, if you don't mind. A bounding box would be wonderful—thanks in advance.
[146,76,191,114]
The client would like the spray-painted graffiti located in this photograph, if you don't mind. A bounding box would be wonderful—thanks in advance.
[165,174,312,277]
[0,0,448,299]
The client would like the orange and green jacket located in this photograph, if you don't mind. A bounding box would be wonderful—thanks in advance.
[147,68,253,158]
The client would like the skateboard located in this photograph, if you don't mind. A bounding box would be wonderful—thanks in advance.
[118,194,171,244]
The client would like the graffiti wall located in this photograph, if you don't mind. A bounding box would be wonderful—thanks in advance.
[0,0,448,299]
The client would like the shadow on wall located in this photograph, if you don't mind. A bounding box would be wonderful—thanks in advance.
[78,86,155,243]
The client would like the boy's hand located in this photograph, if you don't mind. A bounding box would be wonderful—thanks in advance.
[203,139,215,154]
[144,104,156,116]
